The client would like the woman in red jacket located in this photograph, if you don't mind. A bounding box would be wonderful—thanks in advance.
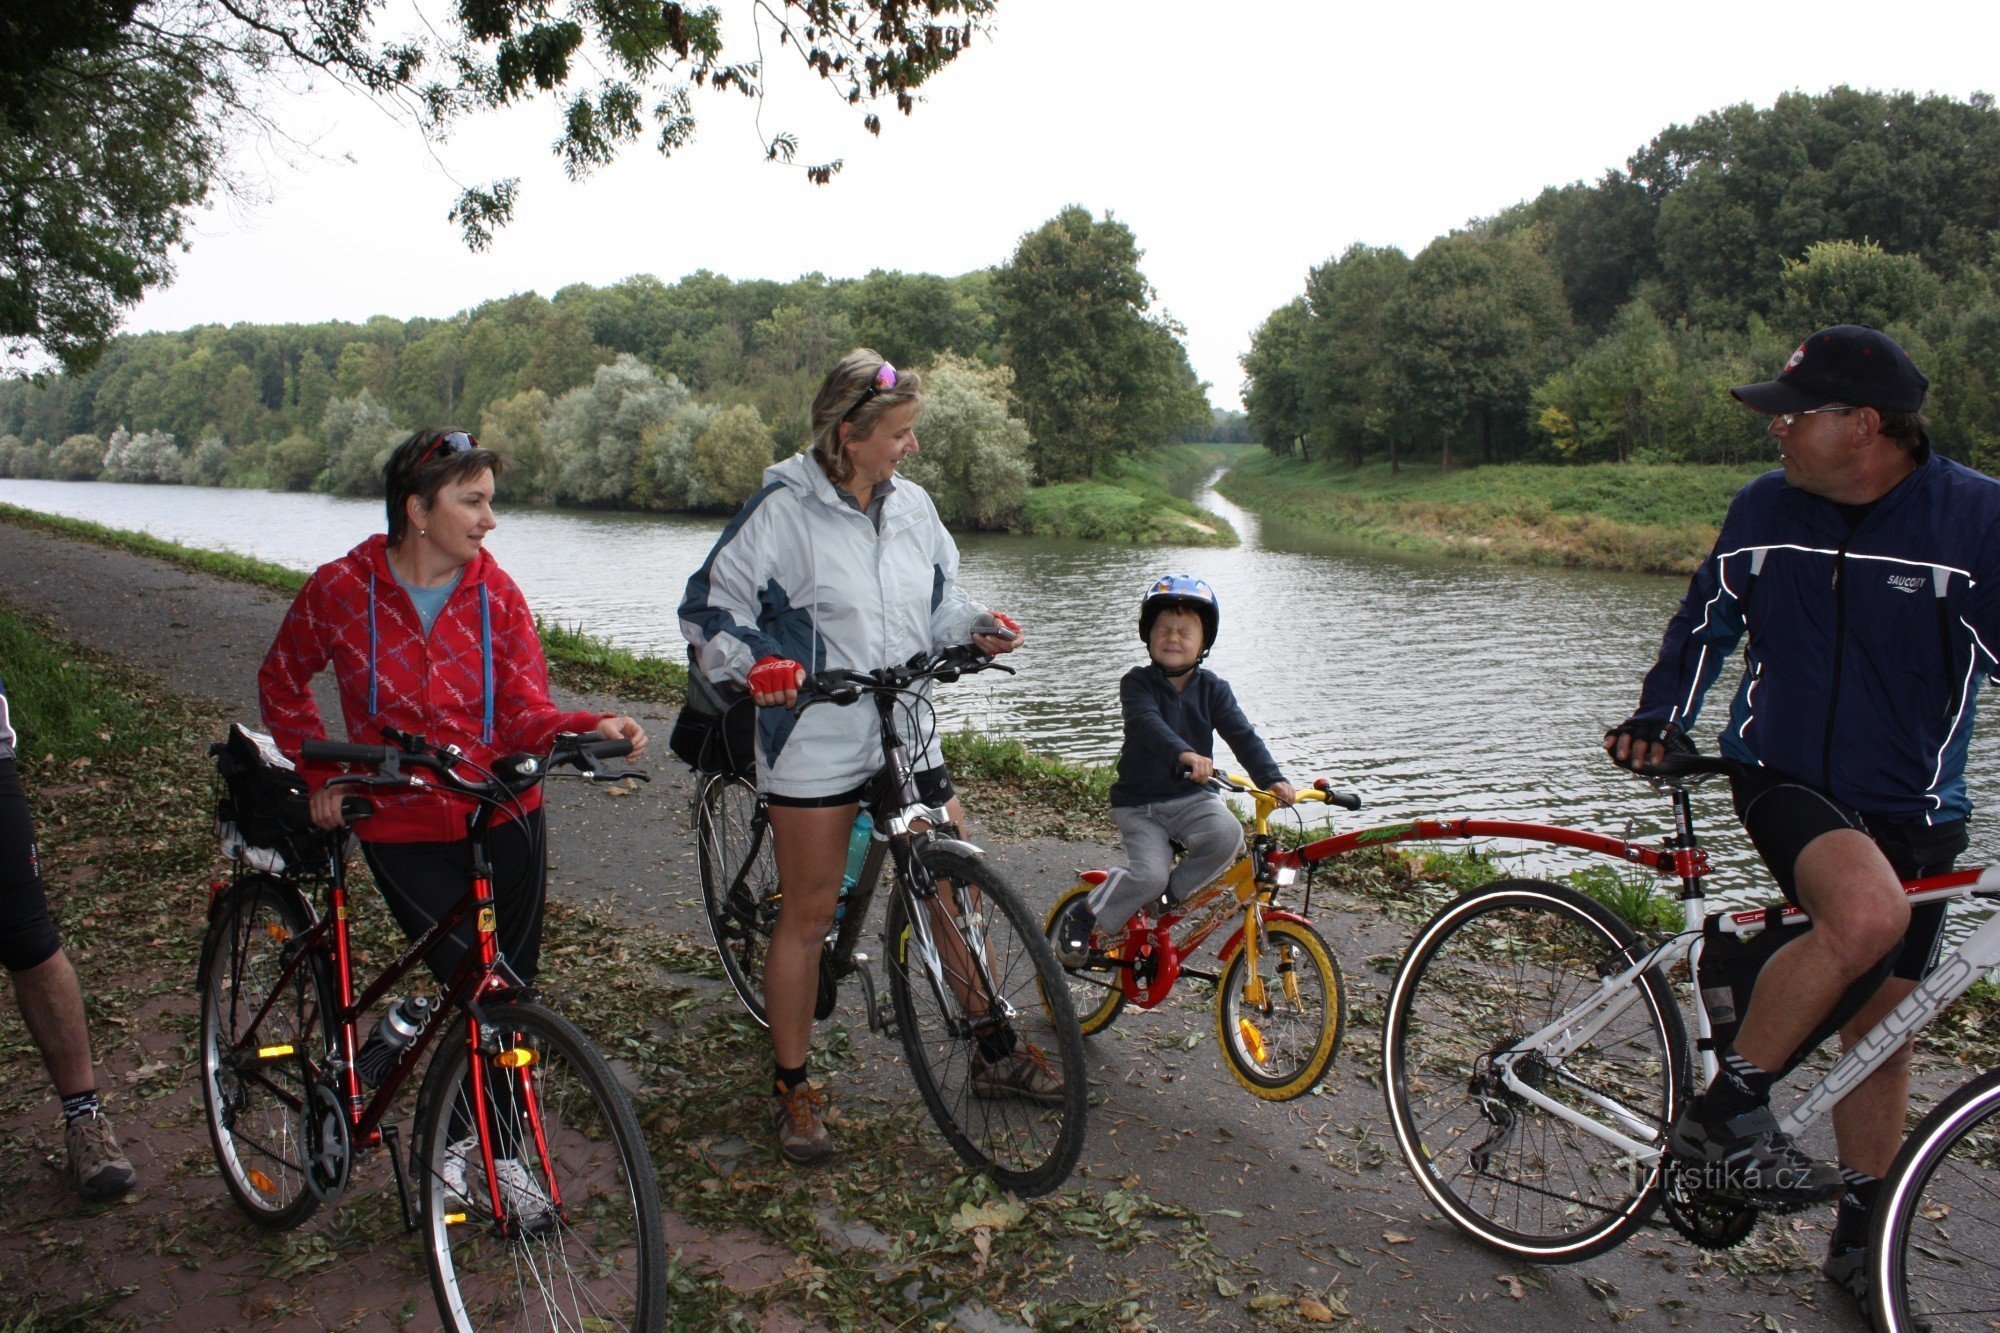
[259,429,647,989]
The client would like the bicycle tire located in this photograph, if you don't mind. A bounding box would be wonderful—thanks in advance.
[1870,1064,2000,1333]
[197,874,334,1230]
[697,773,779,1027]
[1383,878,1689,1263]
[1214,916,1344,1101]
[415,1001,666,1333]
[886,850,1089,1196]
[1044,880,1128,1036]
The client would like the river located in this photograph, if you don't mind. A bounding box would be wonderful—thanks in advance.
[10,475,2000,897]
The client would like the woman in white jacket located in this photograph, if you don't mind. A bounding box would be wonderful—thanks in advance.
[679,350,1039,1164]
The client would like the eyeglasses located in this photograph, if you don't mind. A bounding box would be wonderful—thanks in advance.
[1774,406,1856,428]
[421,430,479,464]
[840,362,899,423]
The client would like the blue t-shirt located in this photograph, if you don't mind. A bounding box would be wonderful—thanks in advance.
[395,569,463,637]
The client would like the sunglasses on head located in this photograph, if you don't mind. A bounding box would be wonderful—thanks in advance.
[420,430,479,464]
[840,362,898,423]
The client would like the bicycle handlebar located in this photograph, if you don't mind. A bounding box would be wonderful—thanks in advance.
[302,728,645,797]
[798,643,1012,707]
[1199,770,1364,811]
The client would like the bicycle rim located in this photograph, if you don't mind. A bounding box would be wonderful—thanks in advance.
[417,1003,665,1332]
[1215,917,1344,1101]
[1872,1065,2000,1332]
[1383,878,1686,1262]
[1043,881,1128,1036]
[697,774,778,1026]
[887,851,1088,1197]
[198,875,329,1230]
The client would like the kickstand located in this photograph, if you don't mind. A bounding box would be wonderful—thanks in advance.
[853,959,896,1037]
[382,1122,420,1233]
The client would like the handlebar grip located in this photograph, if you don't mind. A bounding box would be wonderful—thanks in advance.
[1318,788,1363,811]
[302,739,394,765]
[577,737,633,760]
[1644,753,1737,778]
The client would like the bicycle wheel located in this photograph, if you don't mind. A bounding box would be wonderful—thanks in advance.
[1215,916,1344,1101]
[197,874,334,1230]
[697,773,779,1026]
[1383,878,1688,1263]
[1044,880,1128,1036]
[415,1002,665,1333]
[1871,1065,2000,1333]
[886,850,1089,1196]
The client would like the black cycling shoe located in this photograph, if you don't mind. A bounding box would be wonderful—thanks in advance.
[1055,902,1095,968]
[1823,1244,1933,1333]
[1665,1099,1844,1209]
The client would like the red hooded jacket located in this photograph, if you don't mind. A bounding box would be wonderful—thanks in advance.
[258,534,604,843]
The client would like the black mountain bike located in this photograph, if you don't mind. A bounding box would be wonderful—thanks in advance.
[696,643,1089,1196]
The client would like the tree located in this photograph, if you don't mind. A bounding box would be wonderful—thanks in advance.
[544,355,687,507]
[479,389,554,502]
[1774,239,1943,333]
[686,405,776,512]
[994,207,1209,482]
[1300,244,1413,467]
[101,426,181,482]
[1240,300,1314,460]
[900,354,1032,528]
[321,391,401,496]
[3,2,997,372]
[267,431,327,491]
[50,433,105,480]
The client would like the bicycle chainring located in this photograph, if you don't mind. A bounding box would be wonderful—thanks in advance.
[1659,1154,1760,1250]
[302,1077,353,1204]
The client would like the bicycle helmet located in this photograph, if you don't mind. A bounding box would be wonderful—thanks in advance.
[1138,574,1219,659]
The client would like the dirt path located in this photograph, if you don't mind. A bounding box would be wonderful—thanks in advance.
[0,517,1931,1331]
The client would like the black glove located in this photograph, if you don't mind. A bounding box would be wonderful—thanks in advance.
[1604,716,1698,763]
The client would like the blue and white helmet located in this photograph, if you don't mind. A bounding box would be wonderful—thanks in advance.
[1138,574,1219,656]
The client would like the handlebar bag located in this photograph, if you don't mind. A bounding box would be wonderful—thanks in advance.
[211,723,324,873]
[668,655,756,777]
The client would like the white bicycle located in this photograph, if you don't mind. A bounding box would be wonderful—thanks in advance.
[1382,753,2000,1331]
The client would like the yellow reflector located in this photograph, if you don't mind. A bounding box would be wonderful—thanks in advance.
[247,1169,277,1193]
[477,907,496,933]
[444,1211,467,1225]
[264,923,289,942]
[256,1044,295,1060]
[495,1048,535,1069]
[1238,1019,1269,1066]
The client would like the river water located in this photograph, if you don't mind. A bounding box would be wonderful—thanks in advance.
[10,475,2000,898]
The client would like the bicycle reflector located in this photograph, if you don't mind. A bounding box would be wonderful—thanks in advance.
[496,1048,536,1069]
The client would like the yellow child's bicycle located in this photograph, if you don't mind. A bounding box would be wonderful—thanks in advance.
[1044,774,1360,1101]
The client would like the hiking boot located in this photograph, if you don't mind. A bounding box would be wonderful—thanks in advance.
[972,1044,1066,1105]
[769,1083,833,1165]
[1666,1100,1843,1208]
[65,1109,135,1201]
[1823,1244,1933,1332]
[1054,902,1096,968]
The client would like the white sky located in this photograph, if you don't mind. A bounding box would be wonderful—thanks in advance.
[124,0,2000,410]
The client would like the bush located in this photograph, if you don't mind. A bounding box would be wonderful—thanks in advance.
[181,432,233,486]
[267,432,328,491]
[479,389,553,502]
[101,427,182,482]
[320,391,401,496]
[545,355,689,507]
[900,353,1032,528]
[686,404,775,511]
[49,434,105,481]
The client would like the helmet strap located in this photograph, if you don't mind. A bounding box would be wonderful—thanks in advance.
[1153,656,1200,681]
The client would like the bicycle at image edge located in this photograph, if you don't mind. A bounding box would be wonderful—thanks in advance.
[1376,752,2000,1333]
[1041,772,1362,1102]
[199,724,666,1332]
[694,642,1089,1197]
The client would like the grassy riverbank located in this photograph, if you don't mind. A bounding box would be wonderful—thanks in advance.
[1019,444,1243,546]
[1216,454,1771,575]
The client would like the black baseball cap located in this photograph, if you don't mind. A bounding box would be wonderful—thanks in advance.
[1731,325,1929,415]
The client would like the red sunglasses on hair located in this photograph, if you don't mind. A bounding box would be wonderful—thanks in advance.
[421,430,479,464]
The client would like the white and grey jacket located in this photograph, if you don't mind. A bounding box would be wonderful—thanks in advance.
[678,452,986,797]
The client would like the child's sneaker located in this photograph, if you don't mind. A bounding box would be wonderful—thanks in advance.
[65,1109,135,1201]
[1054,902,1096,967]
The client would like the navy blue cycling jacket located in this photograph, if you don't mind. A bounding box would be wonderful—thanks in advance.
[1111,664,1284,807]
[1635,453,2000,824]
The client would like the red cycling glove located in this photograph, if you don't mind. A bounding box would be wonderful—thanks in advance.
[747,656,803,697]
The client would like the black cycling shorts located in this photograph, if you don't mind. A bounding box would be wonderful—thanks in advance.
[1730,765,1964,980]
[361,809,548,988]
[764,766,954,811]
[0,756,63,974]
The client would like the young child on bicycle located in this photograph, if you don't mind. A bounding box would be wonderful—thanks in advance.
[1057,575,1295,962]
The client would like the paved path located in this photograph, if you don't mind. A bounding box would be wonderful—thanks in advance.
[0,519,1899,1330]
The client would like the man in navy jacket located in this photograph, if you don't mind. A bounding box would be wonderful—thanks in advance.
[1606,325,2000,1304]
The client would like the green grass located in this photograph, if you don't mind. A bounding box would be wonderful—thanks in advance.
[1215,455,1772,574]
[0,604,171,762]
[1567,862,1682,934]
[1020,449,1240,547]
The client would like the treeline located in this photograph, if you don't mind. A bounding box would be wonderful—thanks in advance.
[0,207,1210,528]
[1242,87,2000,474]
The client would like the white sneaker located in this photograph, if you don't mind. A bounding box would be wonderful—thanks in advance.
[437,1136,550,1222]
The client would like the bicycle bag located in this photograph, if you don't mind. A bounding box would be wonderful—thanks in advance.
[668,654,756,777]
[1695,907,1895,1077]
[210,723,327,876]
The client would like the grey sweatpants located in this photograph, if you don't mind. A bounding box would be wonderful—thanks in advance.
[1087,790,1245,930]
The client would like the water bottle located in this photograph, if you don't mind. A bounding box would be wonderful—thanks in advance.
[836,811,875,918]
[355,994,434,1087]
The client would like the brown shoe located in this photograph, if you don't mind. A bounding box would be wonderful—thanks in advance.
[972,1043,1066,1105]
[769,1084,833,1165]
[65,1110,135,1201]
